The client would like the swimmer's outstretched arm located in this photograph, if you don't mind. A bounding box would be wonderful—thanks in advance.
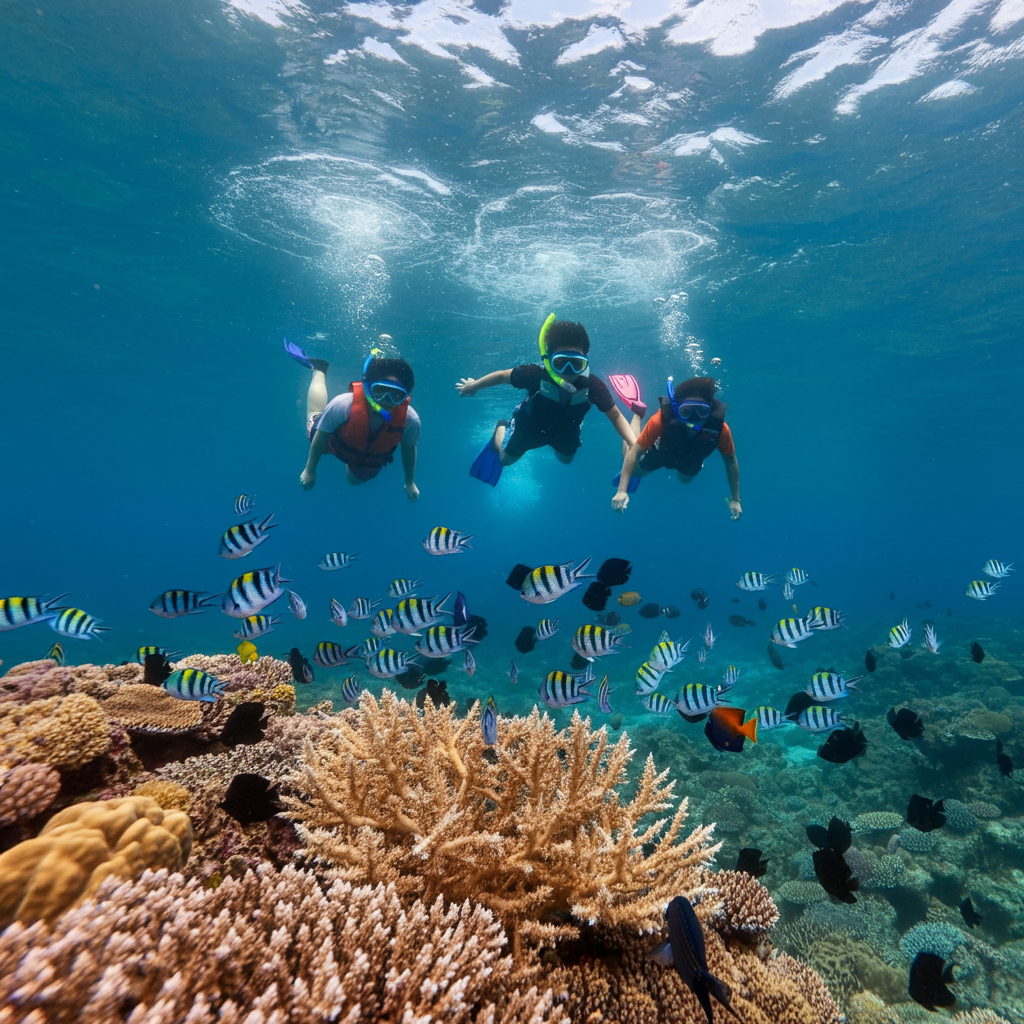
[456,369,512,396]
[612,442,642,513]
[401,443,419,503]
[723,452,741,519]
[605,406,637,448]
[300,430,330,491]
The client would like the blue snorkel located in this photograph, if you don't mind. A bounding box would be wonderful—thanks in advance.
[666,375,708,434]
[539,313,577,395]
[362,349,392,422]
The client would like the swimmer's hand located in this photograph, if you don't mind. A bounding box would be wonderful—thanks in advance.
[300,468,316,491]
[456,377,478,396]
[405,481,420,503]
[612,490,630,513]
[728,498,742,520]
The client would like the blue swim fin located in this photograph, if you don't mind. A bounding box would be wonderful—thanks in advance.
[283,337,313,369]
[470,427,506,487]
[612,472,641,494]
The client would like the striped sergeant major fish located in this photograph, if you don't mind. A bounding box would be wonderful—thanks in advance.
[635,661,664,695]
[314,641,351,667]
[508,660,518,685]
[464,648,476,676]
[982,559,1014,579]
[386,577,422,599]
[754,705,789,730]
[923,623,941,654]
[287,591,307,620]
[675,682,729,719]
[222,565,290,619]
[771,617,814,649]
[416,624,477,659]
[349,597,381,620]
[218,514,276,560]
[0,594,67,631]
[232,614,282,640]
[422,526,473,555]
[330,598,348,627]
[795,705,845,732]
[806,672,862,701]
[341,676,362,704]
[721,665,741,691]
[233,494,256,516]
[150,590,219,618]
[481,696,498,746]
[520,557,594,605]
[539,664,595,708]
[371,608,396,638]
[135,645,181,664]
[965,580,1000,601]
[356,637,383,659]
[536,618,560,641]
[782,582,794,601]
[392,594,451,634]
[571,623,630,661]
[806,606,847,630]
[50,608,111,640]
[888,618,912,648]
[642,692,675,714]
[697,648,708,665]
[598,675,613,714]
[785,568,811,586]
[703,623,716,650]
[648,633,690,673]
[162,668,226,703]
[318,551,358,570]
[368,648,420,679]
[736,571,777,592]
[45,641,65,665]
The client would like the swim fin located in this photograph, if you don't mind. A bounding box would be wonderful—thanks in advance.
[283,337,313,369]
[612,472,641,494]
[608,373,646,417]
[470,424,507,487]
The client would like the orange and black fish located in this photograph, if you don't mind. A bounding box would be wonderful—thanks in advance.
[704,707,757,753]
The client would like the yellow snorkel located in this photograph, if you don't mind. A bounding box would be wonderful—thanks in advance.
[538,313,577,394]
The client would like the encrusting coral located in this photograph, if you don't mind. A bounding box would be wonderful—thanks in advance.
[100,683,206,734]
[0,764,61,828]
[287,691,719,952]
[0,692,111,769]
[0,660,118,704]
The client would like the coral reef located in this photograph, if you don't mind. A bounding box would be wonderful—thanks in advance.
[0,692,110,769]
[130,779,192,812]
[176,653,294,696]
[852,812,905,832]
[0,764,61,828]
[0,661,118,704]
[898,921,967,960]
[100,683,207,734]
[710,869,780,938]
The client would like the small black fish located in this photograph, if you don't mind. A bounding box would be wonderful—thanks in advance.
[660,604,681,618]
[597,558,632,587]
[810,580,819,587]
[807,816,857,903]
[220,773,282,826]
[220,702,268,747]
[735,848,768,878]
[142,653,173,687]
[728,614,755,628]
[907,794,946,832]
[996,739,1013,777]
[959,897,982,929]
[970,641,984,664]
[887,706,924,740]
[638,603,661,619]
[286,647,314,684]
[865,649,877,673]
[784,691,815,720]
[757,597,768,611]
[515,626,537,654]
[766,643,784,670]
[818,723,867,764]
[924,599,932,609]
[806,815,852,853]
[909,952,956,1011]
[890,591,895,600]
[395,665,425,689]
[453,592,469,627]
[465,613,488,641]
[690,588,709,609]
[416,677,451,709]
[506,564,532,590]
[570,652,590,671]
[597,611,622,627]
[582,581,612,612]
[730,597,739,604]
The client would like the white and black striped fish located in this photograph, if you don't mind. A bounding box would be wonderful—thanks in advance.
[393,594,451,634]
[571,623,630,660]
[508,660,518,685]
[330,598,348,627]
[314,641,351,667]
[0,593,67,631]
[348,597,380,620]
[785,568,811,586]
[45,641,65,665]
[782,582,794,601]
[386,577,422,599]
[697,648,708,665]
[635,661,664,695]
[598,675,613,714]
[233,494,256,516]
[982,559,1014,579]
[642,692,675,714]
[150,589,218,618]
[795,705,845,732]
[319,551,358,570]
[481,696,498,745]
[368,648,419,679]
[888,618,912,648]
[287,591,307,620]
[721,665,741,691]
[648,633,690,673]
[341,675,362,704]
[222,565,290,619]
[736,571,777,592]
[806,672,862,701]
[965,580,999,601]
[675,682,728,718]
[536,618,560,641]
[416,624,477,659]
[806,606,847,630]
[162,668,226,703]
[520,557,593,605]
[703,623,716,649]
[371,608,396,638]
[218,514,276,560]
[422,526,473,555]
[923,624,941,654]
[771,617,814,649]
[539,665,594,708]
[464,649,476,676]
[232,613,282,640]
[357,636,383,659]
[50,608,110,640]
[135,645,181,664]
[754,705,789,730]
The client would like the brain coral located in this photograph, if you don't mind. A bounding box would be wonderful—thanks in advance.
[0,795,192,927]
[0,692,110,769]
[899,921,967,961]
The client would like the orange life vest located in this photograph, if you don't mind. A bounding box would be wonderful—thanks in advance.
[330,381,409,470]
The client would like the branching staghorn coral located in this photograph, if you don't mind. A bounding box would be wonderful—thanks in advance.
[286,690,719,952]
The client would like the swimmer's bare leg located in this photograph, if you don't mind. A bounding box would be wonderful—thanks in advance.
[306,361,330,420]
[622,411,645,458]
[492,420,521,467]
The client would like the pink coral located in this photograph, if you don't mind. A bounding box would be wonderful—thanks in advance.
[709,870,780,938]
[0,661,119,704]
[0,765,61,828]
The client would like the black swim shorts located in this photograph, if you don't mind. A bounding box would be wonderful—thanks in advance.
[503,401,582,458]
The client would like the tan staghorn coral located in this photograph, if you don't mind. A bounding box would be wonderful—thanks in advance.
[0,692,111,769]
[100,683,205,733]
[0,764,61,827]
[710,869,780,938]
[286,690,719,952]
[0,795,192,927]
[0,865,564,1024]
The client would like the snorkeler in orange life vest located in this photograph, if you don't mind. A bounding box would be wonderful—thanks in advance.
[457,315,637,486]
[285,338,420,502]
[612,375,741,519]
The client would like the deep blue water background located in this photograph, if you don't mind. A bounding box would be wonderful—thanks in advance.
[2,0,1022,724]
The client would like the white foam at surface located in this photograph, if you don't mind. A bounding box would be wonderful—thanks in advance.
[222,0,308,27]
[462,64,502,88]
[773,28,887,100]
[323,49,350,65]
[532,113,571,134]
[967,31,1024,64]
[990,0,1024,31]
[390,168,453,196]
[362,37,409,63]
[557,24,626,64]
[670,126,766,157]
[919,78,978,99]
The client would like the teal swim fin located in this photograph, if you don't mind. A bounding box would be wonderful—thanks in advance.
[612,471,641,494]
[470,424,507,486]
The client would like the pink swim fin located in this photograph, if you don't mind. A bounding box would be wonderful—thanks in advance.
[608,374,646,417]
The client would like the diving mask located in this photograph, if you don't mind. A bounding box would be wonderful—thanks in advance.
[666,377,711,426]
[368,380,407,404]
[550,352,589,375]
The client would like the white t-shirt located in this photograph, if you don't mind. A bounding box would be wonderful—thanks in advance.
[316,392,421,446]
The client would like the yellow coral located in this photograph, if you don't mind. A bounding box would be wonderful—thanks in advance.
[132,780,192,812]
[0,692,110,769]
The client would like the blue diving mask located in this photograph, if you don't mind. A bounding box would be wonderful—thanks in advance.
[362,348,398,421]
[368,380,407,405]
[550,352,589,375]
[666,377,711,429]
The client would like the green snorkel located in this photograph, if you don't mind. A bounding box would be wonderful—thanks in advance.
[538,313,577,394]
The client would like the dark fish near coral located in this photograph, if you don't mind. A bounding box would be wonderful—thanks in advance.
[887,706,924,740]
[909,952,956,1011]
[465,613,488,641]
[864,649,877,673]
[597,611,622,627]
[783,691,815,720]
[220,773,282,826]
[728,614,755,627]
[767,643,784,670]
[481,696,498,746]
[286,647,314,683]
[453,592,469,627]
[638,603,661,619]
[690,588,710,610]
[515,626,537,654]
[757,597,767,611]
[907,794,946,832]
[970,641,984,664]
[807,816,858,904]
[996,739,1013,777]
[660,605,681,618]
[506,563,532,590]
[817,723,867,764]
[395,665,425,689]
[142,653,173,687]
[582,581,612,611]
[648,896,738,1024]
[570,652,590,671]
[959,897,982,929]
[889,591,895,600]
[735,848,768,878]
[704,707,757,753]
[221,702,268,746]
[416,677,451,709]
[597,558,632,586]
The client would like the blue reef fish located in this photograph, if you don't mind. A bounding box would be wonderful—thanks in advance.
[736,572,776,592]
[481,696,498,745]
[222,565,290,619]
[218,514,276,559]
[540,665,594,708]
[464,649,476,676]
[805,606,846,630]
[571,623,630,660]
[888,618,912,648]
[50,608,110,640]
[0,594,67,631]
[771,617,814,649]
[453,592,469,627]
[314,641,351,668]
[149,590,219,618]
[507,660,519,685]
[44,641,65,665]
[597,675,612,714]
[330,598,348,627]
[805,672,862,701]
[520,557,593,605]
[368,648,420,679]
[422,526,473,555]
[163,668,226,703]
[135,645,181,664]
[387,577,422,599]
[371,608,396,638]
[785,568,811,586]
[287,591,307,620]
[348,597,380,620]
[415,624,477,658]
[393,594,451,634]
[233,494,256,516]
[965,580,999,601]
[536,618,560,641]
[319,551,358,570]
[635,661,664,695]
[341,676,362,704]
[982,559,1013,579]
[232,614,282,640]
